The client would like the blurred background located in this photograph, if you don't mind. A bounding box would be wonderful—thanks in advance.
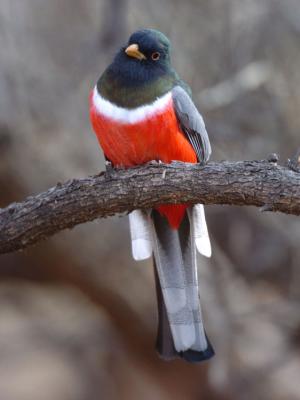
[0,1,300,399]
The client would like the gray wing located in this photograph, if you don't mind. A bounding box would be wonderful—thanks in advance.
[172,86,211,164]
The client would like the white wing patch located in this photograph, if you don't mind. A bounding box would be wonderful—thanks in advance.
[92,86,172,124]
[129,210,153,260]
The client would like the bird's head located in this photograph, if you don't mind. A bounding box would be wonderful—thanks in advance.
[109,29,173,86]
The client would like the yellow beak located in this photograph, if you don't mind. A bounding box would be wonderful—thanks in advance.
[125,44,146,60]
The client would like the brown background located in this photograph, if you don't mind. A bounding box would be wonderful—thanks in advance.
[0,1,300,399]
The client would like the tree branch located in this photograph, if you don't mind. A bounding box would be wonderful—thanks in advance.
[0,160,299,255]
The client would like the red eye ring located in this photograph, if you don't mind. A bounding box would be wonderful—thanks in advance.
[151,52,160,61]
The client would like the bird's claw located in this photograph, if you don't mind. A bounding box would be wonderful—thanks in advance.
[105,160,113,171]
[267,153,279,164]
[148,159,164,166]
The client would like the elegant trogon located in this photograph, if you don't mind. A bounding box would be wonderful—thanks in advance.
[90,29,214,362]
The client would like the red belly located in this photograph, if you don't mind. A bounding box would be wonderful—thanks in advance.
[90,95,197,228]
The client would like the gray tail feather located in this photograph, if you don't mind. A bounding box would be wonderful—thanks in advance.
[154,260,214,362]
[152,210,214,363]
[153,260,178,360]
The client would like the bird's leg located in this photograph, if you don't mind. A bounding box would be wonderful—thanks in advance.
[105,156,113,172]
[104,156,117,181]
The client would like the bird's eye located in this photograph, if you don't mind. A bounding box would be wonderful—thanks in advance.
[151,52,160,61]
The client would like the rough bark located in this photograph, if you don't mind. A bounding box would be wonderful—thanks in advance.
[0,160,299,255]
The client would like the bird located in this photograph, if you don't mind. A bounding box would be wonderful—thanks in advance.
[90,28,214,362]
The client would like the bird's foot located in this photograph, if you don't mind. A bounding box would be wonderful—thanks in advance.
[105,160,113,172]
[147,159,164,166]
[104,160,120,180]
[286,148,300,172]
[267,153,279,165]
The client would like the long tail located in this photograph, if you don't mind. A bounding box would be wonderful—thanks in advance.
[151,209,214,362]
[129,206,214,362]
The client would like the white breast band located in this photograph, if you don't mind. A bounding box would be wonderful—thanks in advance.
[92,86,172,124]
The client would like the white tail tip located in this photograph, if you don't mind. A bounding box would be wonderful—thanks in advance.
[131,238,152,261]
[196,236,212,258]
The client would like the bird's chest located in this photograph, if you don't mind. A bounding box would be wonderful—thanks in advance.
[90,88,197,167]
